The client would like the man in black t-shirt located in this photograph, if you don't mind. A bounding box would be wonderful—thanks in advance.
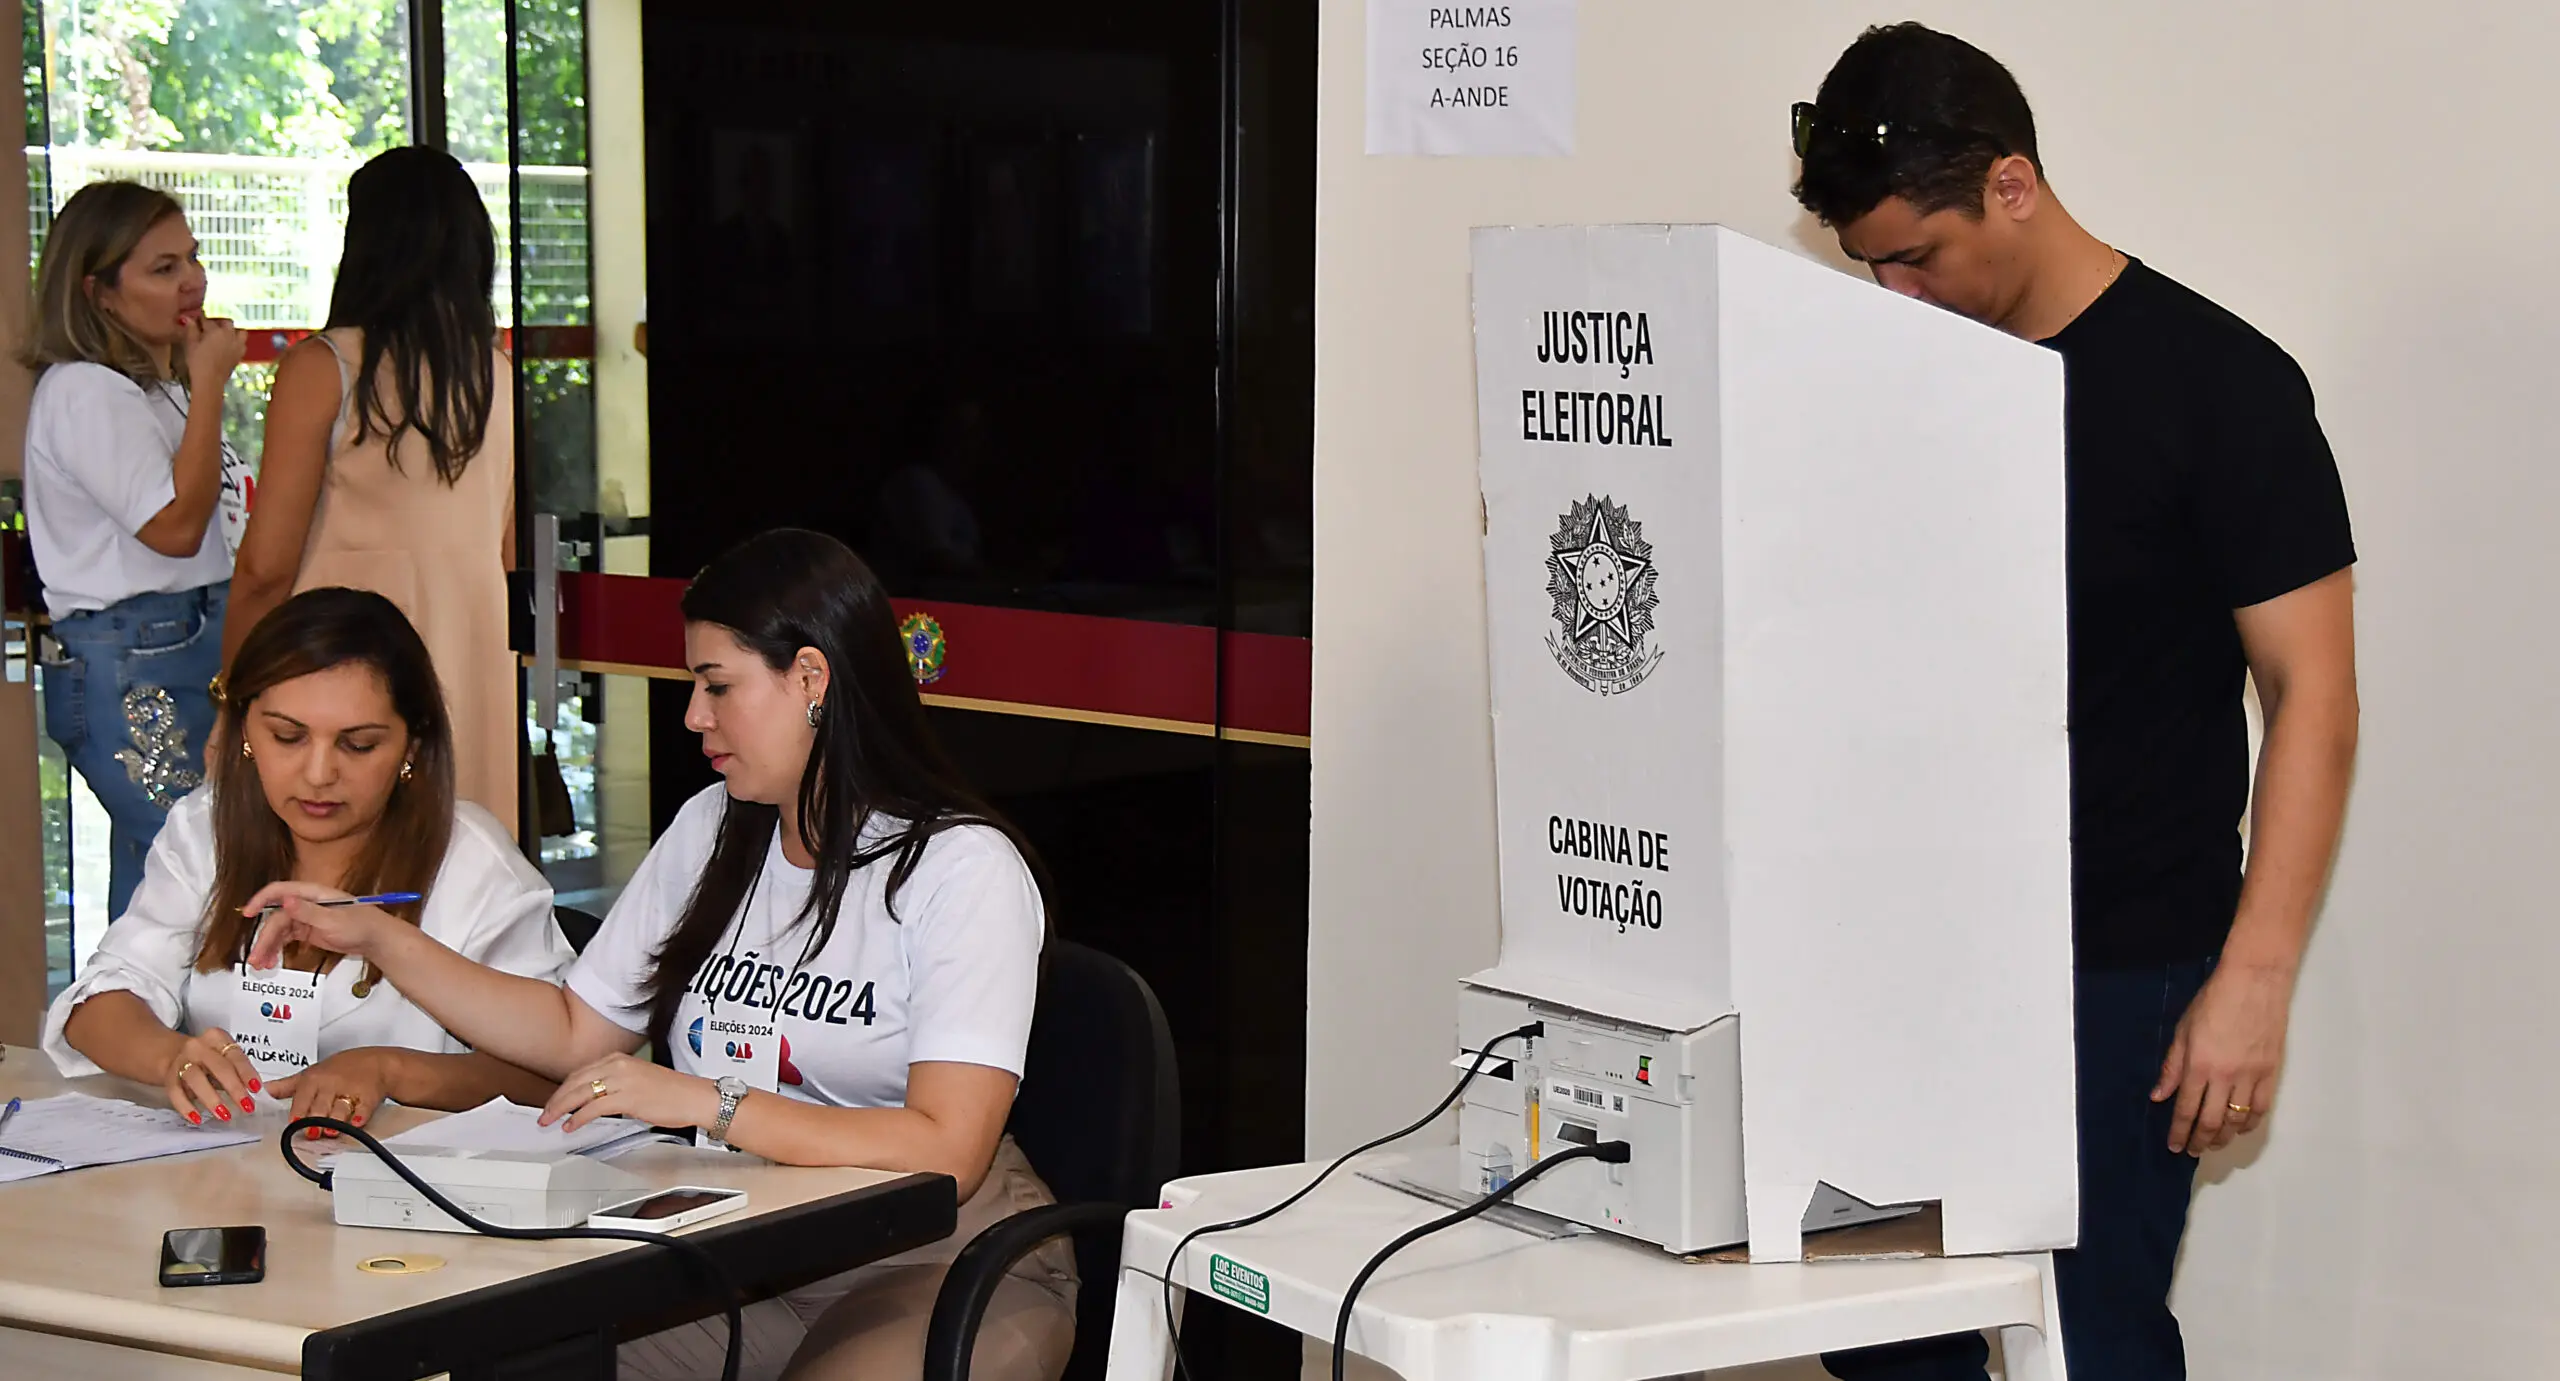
[1791,24,2359,1381]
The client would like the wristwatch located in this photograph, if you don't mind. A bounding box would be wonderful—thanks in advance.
[710,1076,749,1143]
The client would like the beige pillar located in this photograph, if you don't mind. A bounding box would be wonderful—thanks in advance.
[585,0,652,837]
[1,0,44,1044]
[588,0,650,576]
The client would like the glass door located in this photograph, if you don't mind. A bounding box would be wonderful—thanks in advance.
[23,0,417,994]
[19,0,627,987]
[481,0,658,912]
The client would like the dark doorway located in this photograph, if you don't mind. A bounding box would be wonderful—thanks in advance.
[641,0,1314,1374]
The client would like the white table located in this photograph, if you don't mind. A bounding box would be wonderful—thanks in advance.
[1104,1159,2067,1381]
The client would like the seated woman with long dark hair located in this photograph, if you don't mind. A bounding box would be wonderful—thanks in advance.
[248,529,1074,1381]
[45,588,569,1131]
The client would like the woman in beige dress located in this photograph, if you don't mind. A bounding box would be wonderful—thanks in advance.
[224,146,517,835]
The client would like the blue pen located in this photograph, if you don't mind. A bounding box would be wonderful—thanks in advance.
[255,892,422,915]
[0,1097,20,1138]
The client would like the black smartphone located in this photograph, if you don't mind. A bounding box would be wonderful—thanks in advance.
[158,1226,266,1288]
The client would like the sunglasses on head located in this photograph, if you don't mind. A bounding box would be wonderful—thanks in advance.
[1790,101,1989,159]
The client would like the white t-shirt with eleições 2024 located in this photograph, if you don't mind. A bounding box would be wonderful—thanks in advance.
[565,785,1046,1112]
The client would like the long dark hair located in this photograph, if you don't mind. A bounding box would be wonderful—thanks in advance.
[642,530,1050,1042]
[326,146,499,483]
[192,588,457,974]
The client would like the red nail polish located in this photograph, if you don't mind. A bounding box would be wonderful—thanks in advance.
[249,1079,262,1093]
[214,1106,231,1122]
[240,1100,254,1114]
[351,1114,365,1127]
[305,1128,319,1141]
[186,1111,203,1125]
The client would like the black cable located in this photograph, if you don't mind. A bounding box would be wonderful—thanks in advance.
[1331,1139,1632,1381]
[279,1116,744,1381]
[1164,1020,1541,1380]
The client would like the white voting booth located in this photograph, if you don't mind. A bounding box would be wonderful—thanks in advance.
[1455,224,2077,1262]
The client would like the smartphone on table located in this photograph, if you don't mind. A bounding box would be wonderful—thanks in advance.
[159,1226,266,1287]
[588,1187,748,1232]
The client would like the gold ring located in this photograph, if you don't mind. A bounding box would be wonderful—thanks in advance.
[590,1079,610,1099]
[175,1061,196,1080]
[2227,1103,2251,1115]
[332,1095,355,1109]
[216,1042,241,1056]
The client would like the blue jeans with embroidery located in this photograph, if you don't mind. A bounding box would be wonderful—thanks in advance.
[42,584,227,918]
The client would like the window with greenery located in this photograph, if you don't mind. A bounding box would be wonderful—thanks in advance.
[24,0,602,984]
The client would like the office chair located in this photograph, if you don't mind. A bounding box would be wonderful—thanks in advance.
[553,905,605,954]
[922,940,1181,1381]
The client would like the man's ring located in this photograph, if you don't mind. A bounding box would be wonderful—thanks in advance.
[2227,1102,2251,1115]
[591,1079,610,1099]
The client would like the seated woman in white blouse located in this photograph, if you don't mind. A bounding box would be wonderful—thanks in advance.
[251,529,1073,1381]
[47,587,570,1133]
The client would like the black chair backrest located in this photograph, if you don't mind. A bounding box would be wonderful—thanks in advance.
[1009,940,1182,1213]
[1007,942,1180,1380]
[554,905,605,955]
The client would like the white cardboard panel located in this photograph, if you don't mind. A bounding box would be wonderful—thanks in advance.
[1711,231,2074,1261]
[1471,224,2076,1260]
[1473,225,1729,1030]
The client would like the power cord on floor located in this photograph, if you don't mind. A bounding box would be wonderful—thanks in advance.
[278,1115,745,1381]
[1162,1020,1542,1381]
[1331,1138,1632,1381]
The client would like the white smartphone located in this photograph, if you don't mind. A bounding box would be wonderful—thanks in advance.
[587,1186,749,1232]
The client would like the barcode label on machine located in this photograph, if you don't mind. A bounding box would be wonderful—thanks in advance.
[1549,1080,1625,1115]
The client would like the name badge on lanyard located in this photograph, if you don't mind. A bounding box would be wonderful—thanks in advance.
[701,1010,781,1092]
[231,965,324,1081]
[679,924,788,1150]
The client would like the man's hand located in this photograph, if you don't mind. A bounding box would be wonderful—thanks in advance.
[2153,960,2294,1154]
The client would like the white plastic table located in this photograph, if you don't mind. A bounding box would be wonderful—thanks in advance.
[1105,1159,2067,1381]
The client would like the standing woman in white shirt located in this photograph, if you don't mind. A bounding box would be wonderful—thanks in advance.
[46,587,570,1134]
[251,529,1075,1381]
[21,181,254,915]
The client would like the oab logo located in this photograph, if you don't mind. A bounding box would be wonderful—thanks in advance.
[725,1040,755,1060]
[1545,494,1663,695]
[259,1001,294,1021]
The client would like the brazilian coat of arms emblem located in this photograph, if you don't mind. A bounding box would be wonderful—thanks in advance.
[899,612,948,685]
[1544,494,1662,695]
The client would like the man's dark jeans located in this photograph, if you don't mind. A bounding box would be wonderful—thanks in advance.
[1822,959,2215,1381]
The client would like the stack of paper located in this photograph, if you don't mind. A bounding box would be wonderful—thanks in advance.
[334,1097,665,1165]
[0,1094,256,1183]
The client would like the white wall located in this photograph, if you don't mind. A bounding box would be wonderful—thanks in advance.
[1307,2,2560,1377]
